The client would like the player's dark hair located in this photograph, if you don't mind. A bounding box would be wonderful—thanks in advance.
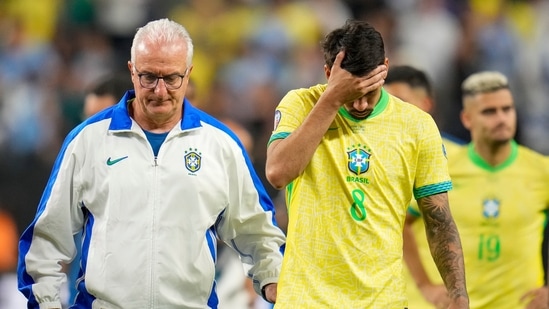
[321,20,385,77]
[386,65,433,97]
[88,73,133,97]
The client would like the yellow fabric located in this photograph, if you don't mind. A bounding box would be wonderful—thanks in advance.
[407,143,549,309]
[273,1,322,47]
[169,3,259,107]
[3,0,61,42]
[271,84,451,308]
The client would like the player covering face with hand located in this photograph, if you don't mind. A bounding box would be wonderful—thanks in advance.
[265,20,469,309]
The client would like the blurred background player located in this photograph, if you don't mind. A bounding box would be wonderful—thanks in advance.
[384,65,465,154]
[83,72,133,119]
[404,71,549,308]
[384,65,465,308]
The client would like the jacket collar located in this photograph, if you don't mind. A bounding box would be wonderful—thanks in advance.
[109,90,202,131]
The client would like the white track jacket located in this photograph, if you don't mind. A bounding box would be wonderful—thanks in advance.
[18,91,286,309]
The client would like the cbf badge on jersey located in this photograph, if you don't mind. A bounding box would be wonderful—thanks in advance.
[184,148,202,173]
[442,143,447,158]
[273,110,281,130]
[347,144,371,175]
[482,198,500,219]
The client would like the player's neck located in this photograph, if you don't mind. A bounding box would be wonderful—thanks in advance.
[473,140,512,167]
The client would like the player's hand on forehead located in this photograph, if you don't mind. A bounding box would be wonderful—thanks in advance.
[326,50,386,104]
[360,63,387,93]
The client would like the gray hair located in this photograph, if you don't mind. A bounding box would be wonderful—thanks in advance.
[461,71,509,97]
[130,18,193,67]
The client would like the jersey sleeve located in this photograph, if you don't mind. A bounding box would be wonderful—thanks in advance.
[268,89,310,145]
[413,116,452,200]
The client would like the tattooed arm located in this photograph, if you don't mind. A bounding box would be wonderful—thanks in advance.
[403,212,451,309]
[418,192,469,309]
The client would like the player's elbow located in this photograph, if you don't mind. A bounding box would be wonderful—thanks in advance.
[265,140,297,189]
[265,164,290,190]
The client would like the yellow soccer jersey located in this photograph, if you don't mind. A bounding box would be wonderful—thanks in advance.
[269,84,452,308]
[448,142,549,309]
[404,137,465,309]
[408,142,549,308]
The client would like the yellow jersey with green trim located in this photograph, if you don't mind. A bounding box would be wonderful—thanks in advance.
[408,142,549,308]
[269,84,451,308]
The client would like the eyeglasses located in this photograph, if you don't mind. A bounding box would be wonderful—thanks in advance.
[134,66,187,90]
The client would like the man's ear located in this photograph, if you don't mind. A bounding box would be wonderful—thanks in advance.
[382,58,389,79]
[324,64,331,79]
[422,97,435,114]
[460,110,471,130]
[186,65,194,75]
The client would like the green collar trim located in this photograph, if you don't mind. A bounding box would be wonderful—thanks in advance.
[468,140,518,172]
[339,88,388,122]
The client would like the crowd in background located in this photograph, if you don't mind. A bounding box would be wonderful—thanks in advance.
[1,0,549,307]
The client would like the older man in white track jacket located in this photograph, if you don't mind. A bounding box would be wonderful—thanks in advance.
[17,18,285,309]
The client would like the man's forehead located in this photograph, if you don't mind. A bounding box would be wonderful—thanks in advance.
[467,91,514,109]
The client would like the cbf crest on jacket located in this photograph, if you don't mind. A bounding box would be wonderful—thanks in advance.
[18,91,285,309]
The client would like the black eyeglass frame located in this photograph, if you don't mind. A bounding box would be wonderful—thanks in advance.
[133,66,188,90]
